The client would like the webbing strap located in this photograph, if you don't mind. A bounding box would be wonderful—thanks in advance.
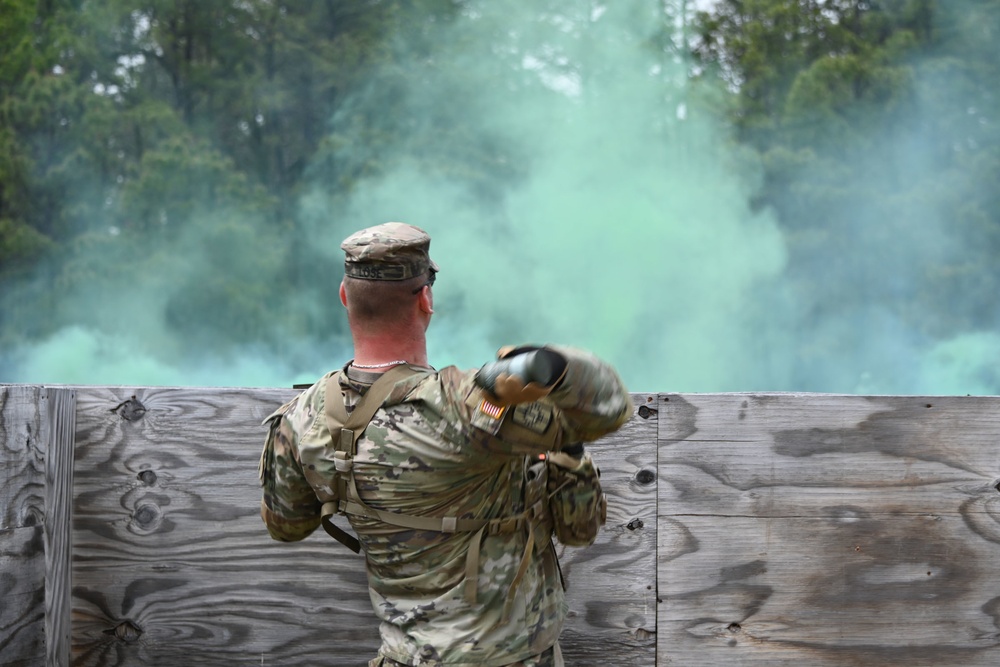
[465,526,487,603]
[342,493,536,611]
[321,501,361,553]
[325,374,349,428]
[325,364,420,455]
[320,365,423,554]
[501,520,536,624]
[340,499,518,534]
[345,365,415,430]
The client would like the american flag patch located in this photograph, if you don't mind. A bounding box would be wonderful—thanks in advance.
[479,398,506,420]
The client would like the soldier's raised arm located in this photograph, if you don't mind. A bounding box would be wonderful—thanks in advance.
[475,344,633,445]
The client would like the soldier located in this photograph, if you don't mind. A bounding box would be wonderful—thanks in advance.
[259,222,632,666]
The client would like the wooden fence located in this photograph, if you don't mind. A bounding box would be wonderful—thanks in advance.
[2,384,1000,666]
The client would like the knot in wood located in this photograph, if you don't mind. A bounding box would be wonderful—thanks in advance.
[21,506,42,527]
[133,503,160,528]
[137,470,157,486]
[112,395,147,421]
[635,469,655,485]
[106,620,143,643]
[637,405,657,419]
[626,518,644,531]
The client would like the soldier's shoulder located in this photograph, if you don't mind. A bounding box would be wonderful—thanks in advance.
[388,365,476,415]
[279,370,339,437]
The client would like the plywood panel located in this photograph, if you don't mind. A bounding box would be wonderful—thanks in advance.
[70,386,378,666]
[70,386,654,665]
[559,392,657,665]
[0,385,47,667]
[657,393,1000,666]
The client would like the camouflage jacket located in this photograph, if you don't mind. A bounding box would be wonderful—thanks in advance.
[260,346,632,666]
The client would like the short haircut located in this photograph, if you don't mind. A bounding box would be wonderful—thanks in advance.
[343,273,428,327]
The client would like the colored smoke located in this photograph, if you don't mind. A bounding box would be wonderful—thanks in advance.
[2,0,996,395]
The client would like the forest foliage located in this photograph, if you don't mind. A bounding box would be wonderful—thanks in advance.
[0,0,997,390]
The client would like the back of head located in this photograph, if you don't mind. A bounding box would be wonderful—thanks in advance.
[343,274,427,327]
[340,222,438,330]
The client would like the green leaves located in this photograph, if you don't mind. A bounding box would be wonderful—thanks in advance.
[695,0,1000,390]
[0,0,416,353]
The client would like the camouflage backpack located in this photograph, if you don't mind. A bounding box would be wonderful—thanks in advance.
[262,363,603,619]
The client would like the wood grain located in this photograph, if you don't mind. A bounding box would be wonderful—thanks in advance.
[657,393,1000,666]
[1,386,46,531]
[559,392,657,665]
[13,387,1000,666]
[70,386,380,666]
[44,389,75,667]
[0,525,45,667]
[68,386,656,666]
[1,385,47,667]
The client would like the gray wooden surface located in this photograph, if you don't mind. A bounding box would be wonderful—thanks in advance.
[657,393,1000,666]
[5,386,1000,666]
[1,386,47,667]
[43,389,75,667]
[69,386,376,667]
[559,392,657,664]
[67,386,654,666]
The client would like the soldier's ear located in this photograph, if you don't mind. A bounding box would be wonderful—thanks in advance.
[417,285,434,315]
[339,281,348,308]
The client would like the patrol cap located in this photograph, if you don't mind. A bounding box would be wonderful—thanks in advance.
[340,222,439,281]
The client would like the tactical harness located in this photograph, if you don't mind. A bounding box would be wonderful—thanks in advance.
[317,364,560,620]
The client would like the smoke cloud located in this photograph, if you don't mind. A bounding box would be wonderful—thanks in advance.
[2,0,996,396]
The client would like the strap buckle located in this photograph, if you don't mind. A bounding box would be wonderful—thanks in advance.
[487,516,523,535]
[333,451,353,472]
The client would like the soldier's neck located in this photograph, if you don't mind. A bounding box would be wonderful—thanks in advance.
[351,332,428,371]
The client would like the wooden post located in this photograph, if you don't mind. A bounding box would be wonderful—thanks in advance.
[44,388,75,667]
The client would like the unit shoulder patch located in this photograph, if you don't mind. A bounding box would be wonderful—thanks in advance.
[510,403,553,434]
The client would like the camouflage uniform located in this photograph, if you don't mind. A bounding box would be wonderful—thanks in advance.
[260,223,632,666]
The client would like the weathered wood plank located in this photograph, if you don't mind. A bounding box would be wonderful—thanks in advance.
[44,388,75,667]
[1,385,46,531]
[657,393,1000,666]
[0,385,47,667]
[559,393,657,665]
[0,525,45,667]
[70,386,379,666]
[69,386,656,665]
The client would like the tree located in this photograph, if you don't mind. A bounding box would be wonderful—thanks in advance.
[0,0,427,353]
[694,0,1000,390]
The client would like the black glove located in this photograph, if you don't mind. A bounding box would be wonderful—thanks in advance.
[475,346,567,405]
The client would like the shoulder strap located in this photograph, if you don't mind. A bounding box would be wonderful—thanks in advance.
[320,364,424,553]
[343,363,419,445]
[320,364,544,612]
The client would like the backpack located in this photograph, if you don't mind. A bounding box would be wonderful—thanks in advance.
[326,365,552,615]
[263,363,592,618]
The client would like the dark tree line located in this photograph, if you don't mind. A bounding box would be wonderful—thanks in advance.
[1,0,997,384]
[694,0,1000,382]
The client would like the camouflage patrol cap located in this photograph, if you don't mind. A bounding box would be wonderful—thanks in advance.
[340,222,439,281]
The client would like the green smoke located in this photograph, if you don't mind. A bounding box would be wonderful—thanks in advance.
[299,1,790,393]
[2,0,997,396]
